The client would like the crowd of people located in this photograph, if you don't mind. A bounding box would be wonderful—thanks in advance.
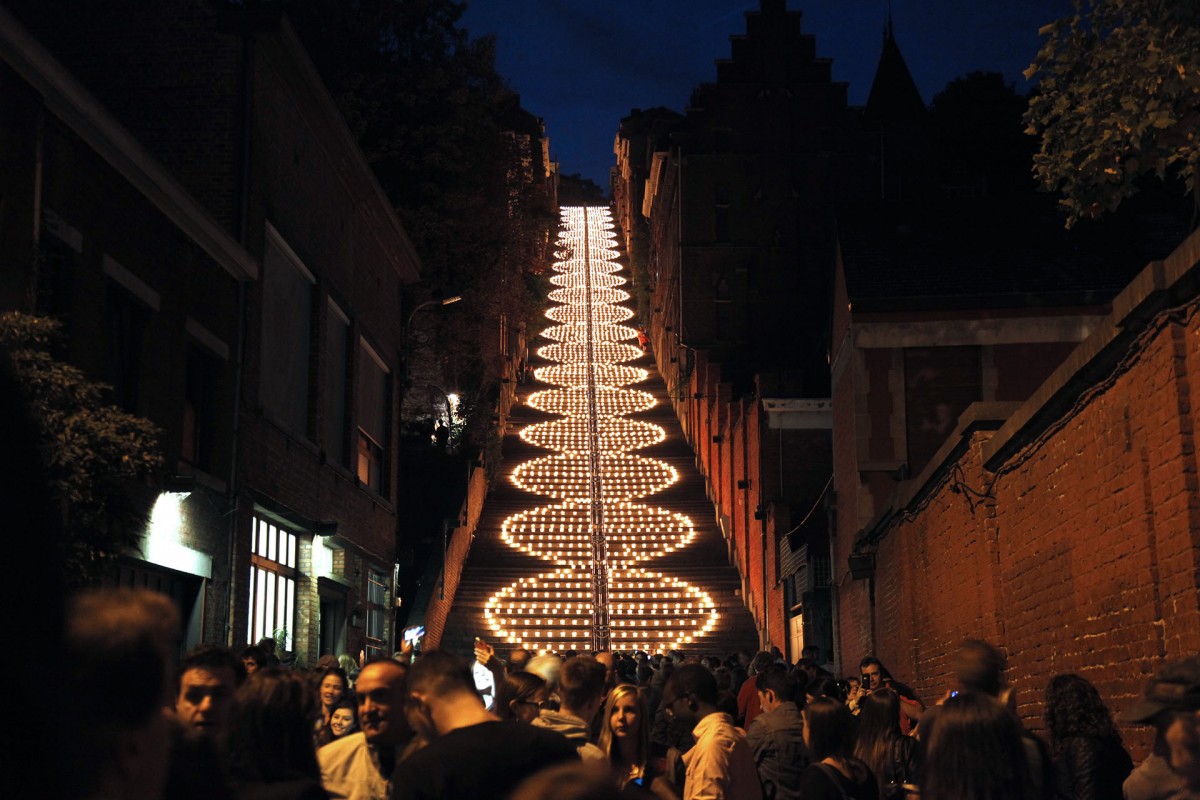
[64,587,1200,800]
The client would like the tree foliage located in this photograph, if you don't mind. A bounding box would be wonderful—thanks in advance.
[286,0,555,453]
[1024,0,1200,227]
[0,312,162,584]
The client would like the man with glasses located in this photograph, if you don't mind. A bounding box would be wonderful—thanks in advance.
[663,664,762,800]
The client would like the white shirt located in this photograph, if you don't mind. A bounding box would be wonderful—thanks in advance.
[318,732,391,800]
[682,712,763,800]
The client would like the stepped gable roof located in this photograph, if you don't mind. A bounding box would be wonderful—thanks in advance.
[865,16,926,124]
[838,207,1144,312]
[687,0,832,101]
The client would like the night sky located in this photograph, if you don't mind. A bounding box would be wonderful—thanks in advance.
[461,0,1075,187]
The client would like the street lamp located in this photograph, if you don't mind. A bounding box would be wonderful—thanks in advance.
[404,295,461,383]
[403,294,461,449]
[406,295,461,334]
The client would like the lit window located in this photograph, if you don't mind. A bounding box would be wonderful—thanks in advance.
[357,339,390,495]
[247,516,298,651]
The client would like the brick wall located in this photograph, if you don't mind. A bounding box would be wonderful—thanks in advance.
[840,229,1200,753]
[422,464,490,650]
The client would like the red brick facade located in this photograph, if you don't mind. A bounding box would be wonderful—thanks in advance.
[421,464,491,651]
[834,228,1200,752]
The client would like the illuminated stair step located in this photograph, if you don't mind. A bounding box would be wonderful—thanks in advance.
[546,286,630,305]
[537,341,643,364]
[549,273,627,289]
[520,415,662,450]
[539,323,638,343]
[525,386,655,416]
[510,452,678,501]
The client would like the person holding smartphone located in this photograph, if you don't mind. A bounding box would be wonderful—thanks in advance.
[848,658,924,735]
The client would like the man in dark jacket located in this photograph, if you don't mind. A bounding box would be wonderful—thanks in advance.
[746,669,808,800]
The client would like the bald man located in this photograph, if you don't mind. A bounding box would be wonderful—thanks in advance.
[320,659,411,800]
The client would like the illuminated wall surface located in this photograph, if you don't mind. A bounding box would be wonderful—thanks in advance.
[484,207,719,652]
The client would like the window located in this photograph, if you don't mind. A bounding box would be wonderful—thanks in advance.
[260,227,315,438]
[35,236,75,316]
[356,339,390,495]
[713,128,731,153]
[365,569,388,659]
[182,346,217,470]
[904,346,982,475]
[105,284,152,413]
[247,516,298,651]
[714,182,731,244]
[322,300,350,465]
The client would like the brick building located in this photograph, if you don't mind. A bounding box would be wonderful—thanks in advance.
[0,5,256,650]
[4,1,423,664]
[832,226,1200,751]
[611,0,894,655]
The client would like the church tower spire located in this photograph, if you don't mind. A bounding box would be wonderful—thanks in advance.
[865,11,925,123]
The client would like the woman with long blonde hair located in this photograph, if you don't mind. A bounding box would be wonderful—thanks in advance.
[598,685,648,785]
[598,683,670,795]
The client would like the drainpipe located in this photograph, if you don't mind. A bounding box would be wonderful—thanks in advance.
[826,494,840,677]
[761,504,769,648]
[225,23,256,645]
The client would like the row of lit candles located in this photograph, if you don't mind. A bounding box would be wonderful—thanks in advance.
[486,206,718,651]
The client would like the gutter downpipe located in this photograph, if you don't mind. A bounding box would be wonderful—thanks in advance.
[225,23,256,645]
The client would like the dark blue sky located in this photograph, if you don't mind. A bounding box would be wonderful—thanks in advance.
[461,0,1074,187]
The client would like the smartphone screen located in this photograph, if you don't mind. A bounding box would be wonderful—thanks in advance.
[473,660,496,711]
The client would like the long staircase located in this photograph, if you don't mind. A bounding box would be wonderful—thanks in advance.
[440,208,758,657]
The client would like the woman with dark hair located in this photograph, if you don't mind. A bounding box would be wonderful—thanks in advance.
[798,696,879,799]
[854,689,921,799]
[241,644,268,677]
[326,697,357,743]
[221,668,329,799]
[1044,674,1133,800]
[922,692,1032,800]
[314,667,349,747]
[499,670,550,723]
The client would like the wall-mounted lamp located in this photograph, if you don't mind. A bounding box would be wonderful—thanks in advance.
[163,475,195,500]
